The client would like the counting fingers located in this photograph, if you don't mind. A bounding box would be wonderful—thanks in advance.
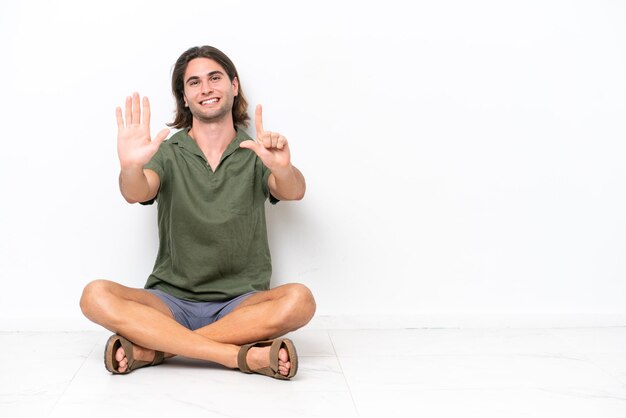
[253,104,288,151]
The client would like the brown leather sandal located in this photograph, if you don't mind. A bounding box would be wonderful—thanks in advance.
[237,339,298,380]
[104,334,164,374]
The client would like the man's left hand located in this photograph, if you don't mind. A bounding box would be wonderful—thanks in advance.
[239,105,291,171]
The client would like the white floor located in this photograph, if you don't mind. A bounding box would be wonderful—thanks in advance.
[2,327,626,418]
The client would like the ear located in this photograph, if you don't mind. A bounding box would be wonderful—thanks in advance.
[232,76,239,97]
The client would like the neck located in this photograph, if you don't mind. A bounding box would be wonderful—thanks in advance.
[188,118,237,152]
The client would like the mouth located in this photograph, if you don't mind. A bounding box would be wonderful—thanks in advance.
[200,98,219,105]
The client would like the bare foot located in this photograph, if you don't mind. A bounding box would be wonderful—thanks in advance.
[115,343,156,373]
[246,346,291,376]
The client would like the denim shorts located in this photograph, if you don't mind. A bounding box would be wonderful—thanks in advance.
[147,289,257,330]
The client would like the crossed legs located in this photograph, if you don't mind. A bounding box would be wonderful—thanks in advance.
[79,280,316,375]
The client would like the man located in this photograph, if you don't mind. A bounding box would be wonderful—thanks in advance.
[80,46,315,380]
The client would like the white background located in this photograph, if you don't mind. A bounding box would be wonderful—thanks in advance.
[0,0,624,330]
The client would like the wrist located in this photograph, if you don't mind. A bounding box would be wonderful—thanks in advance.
[120,162,145,173]
[269,163,295,178]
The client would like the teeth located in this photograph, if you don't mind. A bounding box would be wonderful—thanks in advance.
[202,98,218,105]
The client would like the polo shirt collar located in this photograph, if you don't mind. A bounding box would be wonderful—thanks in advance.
[224,129,252,158]
[170,128,252,161]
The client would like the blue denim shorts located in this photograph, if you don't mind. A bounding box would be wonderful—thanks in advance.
[147,289,257,330]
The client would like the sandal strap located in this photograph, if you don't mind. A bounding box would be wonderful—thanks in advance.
[269,340,283,373]
[117,337,141,371]
[151,351,165,366]
[237,339,294,379]
[118,336,163,372]
[237,343,256,373]
[105,334,165,375]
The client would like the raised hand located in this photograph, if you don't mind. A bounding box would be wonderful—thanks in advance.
[239,105,291,171]
[116,92,170,168]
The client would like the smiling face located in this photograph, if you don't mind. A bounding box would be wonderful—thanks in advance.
[182,57,239,126]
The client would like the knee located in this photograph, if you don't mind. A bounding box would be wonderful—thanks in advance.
[280,283,316,328]
[79,279,115,320]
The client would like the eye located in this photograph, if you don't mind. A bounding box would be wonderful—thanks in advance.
[188,80,199,86]
[210,75,221,82]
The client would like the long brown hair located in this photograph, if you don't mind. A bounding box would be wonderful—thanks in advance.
[168,46,250,129]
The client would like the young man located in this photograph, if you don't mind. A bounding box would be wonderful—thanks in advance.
[80,46,315,380]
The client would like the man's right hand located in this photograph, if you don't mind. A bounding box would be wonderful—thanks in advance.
[116,92,169,168]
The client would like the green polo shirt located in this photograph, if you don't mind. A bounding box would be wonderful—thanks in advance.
[141,128,276,301]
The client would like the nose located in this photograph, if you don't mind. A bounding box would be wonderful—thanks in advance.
[201,80,213,94]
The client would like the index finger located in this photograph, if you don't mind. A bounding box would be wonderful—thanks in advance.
[142,96,151,126]
[255,104,264,136]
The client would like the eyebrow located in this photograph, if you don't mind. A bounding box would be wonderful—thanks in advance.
[185,70,225,84]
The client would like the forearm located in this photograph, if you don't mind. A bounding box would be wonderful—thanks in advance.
[119,165,152,204]
[269,164,306,201]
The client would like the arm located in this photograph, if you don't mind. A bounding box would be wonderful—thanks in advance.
[116,93,169,204]
[239,104,306,201]
[268,165,305,201]
[119,167,161,204]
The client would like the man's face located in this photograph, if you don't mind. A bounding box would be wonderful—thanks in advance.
[182,58,239,125]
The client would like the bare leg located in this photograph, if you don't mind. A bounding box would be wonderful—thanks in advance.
[194,283,316,344]
[80,280,315,375]
[80,280,239,369]
[193,283,316,376]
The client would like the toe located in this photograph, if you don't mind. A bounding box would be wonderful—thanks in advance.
[278,360,291,376]
[118,358,128,372]
[278,347,289,363]
[115,346,126,362]
[279,364,291,375]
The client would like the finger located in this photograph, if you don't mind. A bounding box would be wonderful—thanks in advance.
[270,132,279,148]
[142,96,151,126]
[124,96,132,127]
[276,135,287,150]
[255,104,264,136]
[261,131,272,148]
[115,107,124,131]
[132,92,140,125]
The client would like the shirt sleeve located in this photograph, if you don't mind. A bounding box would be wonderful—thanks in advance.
[139,145,165,206]
[261,162,280,205]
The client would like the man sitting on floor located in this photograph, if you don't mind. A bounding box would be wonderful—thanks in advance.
[80,45,315,379]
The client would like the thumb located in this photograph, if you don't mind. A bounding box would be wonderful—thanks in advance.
[239,139,260,152]
[153,128,170,146]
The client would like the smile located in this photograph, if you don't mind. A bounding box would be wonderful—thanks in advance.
[201,98,219,105]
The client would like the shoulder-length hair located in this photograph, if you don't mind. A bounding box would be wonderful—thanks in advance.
[168,46,250,129]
